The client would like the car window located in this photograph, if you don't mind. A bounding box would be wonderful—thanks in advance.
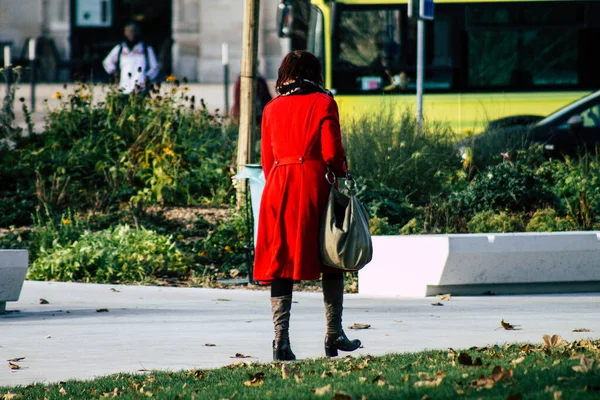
[578,104,600,128]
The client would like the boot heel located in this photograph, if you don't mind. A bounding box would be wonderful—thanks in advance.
[324,345,338,357]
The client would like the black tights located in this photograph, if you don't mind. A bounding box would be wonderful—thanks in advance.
[270,272,343,297]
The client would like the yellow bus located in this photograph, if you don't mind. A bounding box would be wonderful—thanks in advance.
[279,0,600,132]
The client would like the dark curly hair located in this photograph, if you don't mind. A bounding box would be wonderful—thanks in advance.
[275,51,323,94]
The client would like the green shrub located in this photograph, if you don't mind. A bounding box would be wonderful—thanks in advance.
[399,218,421,235]
[525,208,578,232]
[464,126,531,173]
[369,216,398,235]
[195,211,249,273]
[539,156,600,229]
[355,178,413,227]
[0,82,237,226]
[459,162,556,214]
[28,225,189,283]
[467,211,525,233]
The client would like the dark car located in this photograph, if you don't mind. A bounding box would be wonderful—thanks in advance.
[462,90,600,165]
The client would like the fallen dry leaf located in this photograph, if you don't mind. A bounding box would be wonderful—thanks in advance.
[313,384,332,396]
[110,288,120,292]
[39,298,49,305]
[490,366,513,383]
[226,360,247,369]
[8,362,20,370]
[1,392,21,399]
[243,372,265,386]
[189,369,205,379]
[520,344,533,352]
[431,302,444,306]
[543,334,567,348]
[437,294,451,301]
[102,387,124,398]
[500,319,521,330]
[553,391,563,400]
[469,366,512,390]
[204,343,216,347]
[348,323,370,330]
[6,357,25,362]
[230,353,253,359]
[572,328,591,333]
[359,377,368,383]
[372,375,387,386]
[470,375,495,390]
[215,298,231,302]
[414,377,443,388]
[511,356,526,365]
[282,364,290,380]
[572,356,594,373]
[96,309,109,313]
[59,387,67,395]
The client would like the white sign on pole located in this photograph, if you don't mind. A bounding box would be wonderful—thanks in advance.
[3,46,11,68]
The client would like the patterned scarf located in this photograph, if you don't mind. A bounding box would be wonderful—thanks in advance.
[277,79,333,97]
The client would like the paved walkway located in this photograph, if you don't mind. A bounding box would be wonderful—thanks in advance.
[1,281,599,387]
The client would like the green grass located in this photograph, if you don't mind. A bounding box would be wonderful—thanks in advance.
[3,339,600,399]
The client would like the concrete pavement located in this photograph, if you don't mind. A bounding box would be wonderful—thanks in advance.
[1,281,599,387]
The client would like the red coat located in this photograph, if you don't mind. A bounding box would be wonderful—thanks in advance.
[254,92,347,282]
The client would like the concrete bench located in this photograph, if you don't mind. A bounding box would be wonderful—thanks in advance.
[358,232,600,297]
[0,250,29,313]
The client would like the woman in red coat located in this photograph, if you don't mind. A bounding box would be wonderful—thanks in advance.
[254,51,361,361]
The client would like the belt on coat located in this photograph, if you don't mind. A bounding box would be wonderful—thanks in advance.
[274,157,322,166]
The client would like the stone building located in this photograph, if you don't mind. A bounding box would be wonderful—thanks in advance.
[0,0,297,82]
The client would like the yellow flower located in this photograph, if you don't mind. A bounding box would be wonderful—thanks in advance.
[62,218,72,225]
[163,148,175,156]
[181,87,190,92]
[52,92,64,100]
[80,93,92,100]
[224,245,232,252]
[165,75,177,83]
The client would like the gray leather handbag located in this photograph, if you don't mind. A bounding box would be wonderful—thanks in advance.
[320,170,373,271]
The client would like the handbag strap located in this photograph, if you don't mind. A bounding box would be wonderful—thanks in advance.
[325,160,357,192]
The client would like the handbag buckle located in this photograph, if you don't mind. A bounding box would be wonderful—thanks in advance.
[325,169,336,184]
[344,177,356,192]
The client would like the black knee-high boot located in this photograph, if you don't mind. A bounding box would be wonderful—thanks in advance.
[322,276,361,357]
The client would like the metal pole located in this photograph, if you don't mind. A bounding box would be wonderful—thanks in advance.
[3,45,11,105]
[236,0,260,208]
[222,42,230,117]
[416,17,424,131]
[29,38,36,112]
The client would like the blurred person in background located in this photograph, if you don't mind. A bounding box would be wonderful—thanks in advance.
[103,23,159,95]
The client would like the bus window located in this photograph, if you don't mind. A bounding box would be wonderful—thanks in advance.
[331,5,455,94]
[466,2,583,90]
[307,6,325,69]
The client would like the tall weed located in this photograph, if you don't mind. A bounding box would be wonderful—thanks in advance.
[343,107,460,214]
